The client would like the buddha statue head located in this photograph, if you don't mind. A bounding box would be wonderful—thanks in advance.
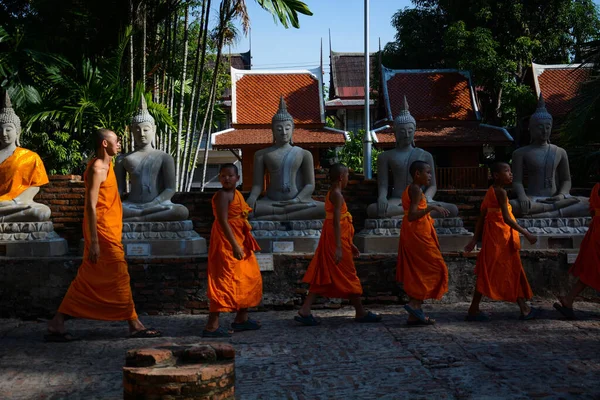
[393,95,416,148]
[0,91,21,148]
[131,95,156,149]
[271,96,294,146]
[528,93,553,144]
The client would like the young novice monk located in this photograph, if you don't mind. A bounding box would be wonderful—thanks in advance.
[295,163,381,325]
[554,182,600,319]
[464,162,539,321]
[397,160,450,326]
[203,163,263,337]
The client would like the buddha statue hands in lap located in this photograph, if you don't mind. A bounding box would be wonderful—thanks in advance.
[367,96,458,219]
[115,96,188,222]
[510,94,588,218]
[246,96,325,221]
[0,91,51,222]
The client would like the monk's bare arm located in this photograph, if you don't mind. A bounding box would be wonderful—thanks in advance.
[423,152,437,201]
[495,187,529,235]
[555,149,572,198]
[407,184,444,221]
[215,190,243,258]
[85,161,106,262]
[156,154,177,202]
[247,151,265,205]
[296,150,316,202]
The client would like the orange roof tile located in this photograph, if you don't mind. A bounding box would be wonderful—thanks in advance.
[532,63,592,118]
[374,123,512,147]
[382,68,478,122]
[234,70,323,125]
[213,128,346,148]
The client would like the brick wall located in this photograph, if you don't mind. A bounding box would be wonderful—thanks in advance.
[1,251,597,319]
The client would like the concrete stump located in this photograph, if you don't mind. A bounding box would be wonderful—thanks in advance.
[123,343,235,400]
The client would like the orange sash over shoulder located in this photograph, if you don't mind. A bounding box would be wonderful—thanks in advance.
[302,191,362,299]
[207,190,262,312]
[569,183,600,291]
[58,161,137,321]
[0,147,49,201]
[474,186,532,302]
[396,186,448,301]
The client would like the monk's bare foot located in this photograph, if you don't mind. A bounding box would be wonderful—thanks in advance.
[47,314,66,334]
[128,319,161,337]
[204,326,234,334]
[558,296,573,309]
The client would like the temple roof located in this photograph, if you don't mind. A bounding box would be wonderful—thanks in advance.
[381,67,480,122]
[213,67,348,148]
[212,127,348,148]
[373,122,513,148]
[231,67,324,125]
[530,63,592,119]
[329,51,377,100]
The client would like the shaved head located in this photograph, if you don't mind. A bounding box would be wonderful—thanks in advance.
[490,161,510,175]
[409,160,430,178]
[329,163,348,182]
[95,128,116,150]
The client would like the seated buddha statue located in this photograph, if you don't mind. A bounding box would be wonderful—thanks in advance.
[115,96,189,222]
[0,91,52,222]
[246,96,325,221]
[510,94,589,218]
[366,96,458,219]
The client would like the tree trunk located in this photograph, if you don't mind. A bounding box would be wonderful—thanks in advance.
[175,4,189,190]
[185,0,212,190]
[142,3,147,91]
[180,0,207,190]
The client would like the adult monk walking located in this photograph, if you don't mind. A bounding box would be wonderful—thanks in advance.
[46,129,161,341]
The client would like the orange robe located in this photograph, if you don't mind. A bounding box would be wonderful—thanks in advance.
[396,187,448,300]
[302,191,363,299]
[0,147,49,201]
[474,186,533,302]
[208,190,262,312]
[58,161,137,321]
[569,183,600,291]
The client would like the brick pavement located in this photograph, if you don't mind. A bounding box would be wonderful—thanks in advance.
[1,301,599,399]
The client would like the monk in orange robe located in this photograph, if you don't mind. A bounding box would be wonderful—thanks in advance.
[46,129,160,341]
[203,163,263,337]
[464,162,539,321]
[295,163,381,326]
[554,182,600,319]
[397,161,449,326]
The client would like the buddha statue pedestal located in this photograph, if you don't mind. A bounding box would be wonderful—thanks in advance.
[250,220,323,253]
[355,218,473,253]
[121,221,206,256]
[516,217,591,250]
[0,222,68,257]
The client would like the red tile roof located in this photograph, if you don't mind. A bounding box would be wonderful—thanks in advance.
[374,123,512,147]
[234,71,323,125]
[532,63,592,118]
[383,68,478,121]
[330,52,377,99]
[213,128,347,148]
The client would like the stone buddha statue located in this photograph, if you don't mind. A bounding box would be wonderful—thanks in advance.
[115,96,189,222]
[246,96,325,221]
[0,91,52,222]
[366,96,458,219]
[510,94,589,218]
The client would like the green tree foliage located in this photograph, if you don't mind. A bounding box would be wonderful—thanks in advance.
[383,0,600,126]
[327,130,380,174]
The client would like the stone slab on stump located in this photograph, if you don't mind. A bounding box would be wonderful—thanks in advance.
[517,217,591,250]
[123,343,235,400]
[79,220,207,256]
[251,220,322,253]
[0,222,68,257]
[355,218,474,253]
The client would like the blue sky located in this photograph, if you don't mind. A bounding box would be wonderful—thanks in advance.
[229,1,412,84]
